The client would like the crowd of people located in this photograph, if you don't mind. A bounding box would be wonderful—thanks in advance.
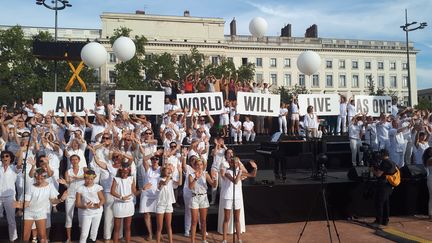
[0,99,258,243]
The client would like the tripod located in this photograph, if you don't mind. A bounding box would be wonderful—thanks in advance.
[297,164,341,243]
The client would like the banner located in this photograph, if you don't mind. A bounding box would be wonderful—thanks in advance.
[43,92,96,116]
[354,95,392,117]
[176,92,224,116]
[115,90,165,115]
[236,92,280,117]
[298,94,340,116]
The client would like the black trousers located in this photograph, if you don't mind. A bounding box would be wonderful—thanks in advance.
[374,183,393,224]
[273,158,287,179]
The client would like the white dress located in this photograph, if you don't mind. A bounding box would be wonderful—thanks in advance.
[139,166,160,213]
[112,176,135,218]
[217,161,246,234]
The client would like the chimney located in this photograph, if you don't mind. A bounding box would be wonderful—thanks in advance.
[135,10,145,15]
[280,24,291,37]
[230,17,237,36]
[184,10,190,17]
[305,24,318,38]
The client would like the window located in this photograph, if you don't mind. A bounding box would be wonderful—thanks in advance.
[312,75,319,87]
[390,76,397,88]
[270,58,277,67]
[365,61,371,69]
[256,73,263,83]
[256,58,263,67]
[352,75,359,88]
[378,75,385,88]
[378,61,384,70]
[227,57,234,62]
[352,61,358,69]
[390,62,396,70]
[284,58,291,67]
[242,57,248,66]
[109,53,117,63]
[109,70,117,84]
[211,56,219,65]
[326,75,333,87]
[270,73,277,85]
[365,75,372,87]
[402,63,408,70]
[339,60,345,69]
[402,76,408,88]
[339,75,346,88]
[299,74,305,86]
[284,74,291,86]
[326,60,333,68]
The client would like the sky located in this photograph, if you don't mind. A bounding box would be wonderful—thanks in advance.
[1,0,431,89]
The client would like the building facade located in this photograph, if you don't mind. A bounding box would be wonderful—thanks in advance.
[1,11,418,105]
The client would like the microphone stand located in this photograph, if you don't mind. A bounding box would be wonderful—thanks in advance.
[232,164,236,243]
[21,124,34,241]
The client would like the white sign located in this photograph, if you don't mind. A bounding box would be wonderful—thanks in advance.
[236,92,280,117]
[354,95,392,117]
[176,92,224,116]
[115,90,165,115]
[298,94,340,116]
[43,92,96,116]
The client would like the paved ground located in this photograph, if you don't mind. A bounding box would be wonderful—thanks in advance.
[50,216,432,243]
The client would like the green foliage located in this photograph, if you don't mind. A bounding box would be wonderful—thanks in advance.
[415,98,432,111]
[143,53,178,81]
[178,47,204,79]
[275,84,310,104]
[237,63,255,82]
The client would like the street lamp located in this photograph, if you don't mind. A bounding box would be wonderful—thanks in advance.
[36,0,72,92]
[400,9,427,107]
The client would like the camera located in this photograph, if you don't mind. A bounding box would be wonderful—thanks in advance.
[360,143,382,167]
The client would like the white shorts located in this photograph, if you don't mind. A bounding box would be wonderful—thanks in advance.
[291,113,299,121]
[25,210,46,221]
[223,199,242,210]
[113,201,134,218]
[189,194,209,209]
[156,203,174,214]
[219,115,229,126]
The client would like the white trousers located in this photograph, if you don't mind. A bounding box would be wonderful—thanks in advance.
[79,213,102,243]
[279,116,287,134]
[0,196,17,241]
[243,130,256,142]
[231,129,242,142]
[337,115,347,133]
[65,197,76,228]
[350,138,363,165]
[103,193,123,239]
[183,191,192,233]
[405,141,414,164]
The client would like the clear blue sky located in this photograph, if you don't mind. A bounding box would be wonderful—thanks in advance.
[1,0,431,89]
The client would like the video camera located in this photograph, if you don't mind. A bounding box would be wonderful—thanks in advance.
[359,143,382,167]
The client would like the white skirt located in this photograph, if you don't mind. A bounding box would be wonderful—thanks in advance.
[113,201,134,218]
[139,193,157,213]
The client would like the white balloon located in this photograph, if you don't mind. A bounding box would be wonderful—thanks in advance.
[80,42,107,68]
[112,36,136,62]
[249,17,268,37]
[296,50,321,76]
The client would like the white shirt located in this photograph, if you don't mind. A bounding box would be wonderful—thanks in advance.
[142,166,160,199]
[243,121,254,132]
[304,113,319,129]
[231,120,242,130]
[222,168,243,200]
[347,104,356,117]
[66,168,85,199]
[157,178,176,205]
[77,184,103,216]
[190,171,208,194]
[414,143,429,165]
[0,164,19,197]
[376,122,391,142]
[339,103,347,116]
[349,122,362,140]
[113,176,134,203]
[98,163,118,193]
[25,183,58,213]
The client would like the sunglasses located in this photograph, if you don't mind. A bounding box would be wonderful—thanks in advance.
[1,154,10,158]
[102,137,110,140]
[170,145,177,148]
[17,120,24,122]
[145,132,152,135]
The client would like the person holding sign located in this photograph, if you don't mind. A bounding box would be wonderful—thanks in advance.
[303,106,321,138]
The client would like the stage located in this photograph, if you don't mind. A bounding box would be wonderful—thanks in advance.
[0,168,428,241]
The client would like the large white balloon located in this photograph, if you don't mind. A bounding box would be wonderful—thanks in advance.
[80,42,107,68]
[249,17,268,37]
[112,36,136,62]
[296,50,321,76]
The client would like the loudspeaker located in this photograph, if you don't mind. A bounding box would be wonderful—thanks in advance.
[400,164,427,179]
[347,166,370,180]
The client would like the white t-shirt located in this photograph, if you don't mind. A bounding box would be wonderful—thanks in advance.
[243,121,254,132]
[349,122,363,140]
[25,183,58,213]
[77,184,103,216]
[157,178,176,205]
[222,168,243,200]
[347,104,356,117]
[113,176,134,203]
[0,164,19,197]
[190,171,208,194]
[66,168,85,199]
[339,103,347,116]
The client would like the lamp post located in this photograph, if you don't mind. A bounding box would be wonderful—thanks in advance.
[400,9,427,107]
[36,0,72,92]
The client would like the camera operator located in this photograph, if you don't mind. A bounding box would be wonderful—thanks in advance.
[370,149,397,226]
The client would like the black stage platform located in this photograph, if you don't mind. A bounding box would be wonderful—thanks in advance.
[0,169,428,241]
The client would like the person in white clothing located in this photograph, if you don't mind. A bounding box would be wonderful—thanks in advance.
[58,154,85,242]
[347,98,356,128]
[303,106,322,138]
[75,169,105,243]
[0,150,21,241]
[414,130,430,165]
[210,137,227,205]
[155,164,182,243]
[290,97,300,136]
[111,164,140,243]
[349,115,364,166]
[376,113,391,151]
[337,95,348,135]
[388,119,409,168]
[422,147,432,219]
[18,167,67,243]
[188,158,217,243]
[220,100,231,138]
[231,114,242,144]
[242,116,256,143]
[278,103,288,135]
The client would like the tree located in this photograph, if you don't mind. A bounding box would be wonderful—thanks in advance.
[178,47,204,79]
[275,85,310,104]
[415,98,432,111]
[143,52,178,81]
[237,62,255,82]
